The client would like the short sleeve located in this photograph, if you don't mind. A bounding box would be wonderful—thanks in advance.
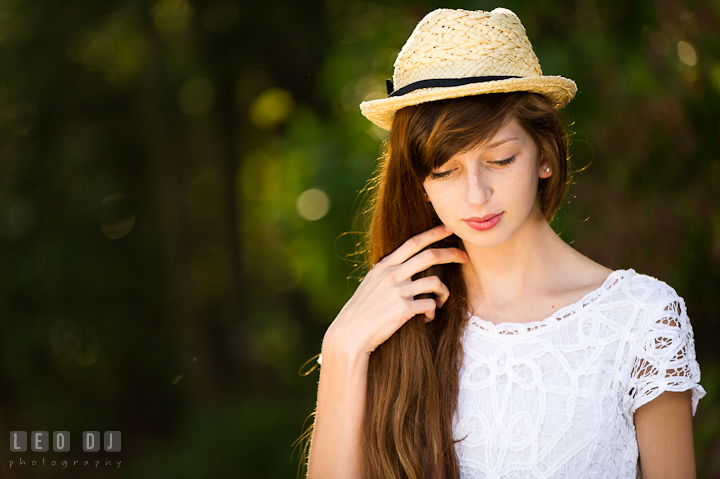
[625,286,706,417]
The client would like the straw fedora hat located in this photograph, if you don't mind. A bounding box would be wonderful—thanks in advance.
[360,7,577,131]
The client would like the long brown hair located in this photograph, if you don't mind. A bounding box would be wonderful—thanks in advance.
[359,92,571,478]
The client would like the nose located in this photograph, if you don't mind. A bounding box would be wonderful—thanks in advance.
[466,169,492,205]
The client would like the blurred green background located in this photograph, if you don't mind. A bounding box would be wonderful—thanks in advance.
[0,0,718,477]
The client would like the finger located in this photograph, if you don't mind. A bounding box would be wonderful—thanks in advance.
[409,298,437,322]
[378,224,454,267]
[401,276,450,308]
[392,247,468,283]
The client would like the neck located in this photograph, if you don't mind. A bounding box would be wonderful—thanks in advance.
[461,210,568,310]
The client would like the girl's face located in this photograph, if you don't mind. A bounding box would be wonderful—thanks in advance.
[421,117,552,250]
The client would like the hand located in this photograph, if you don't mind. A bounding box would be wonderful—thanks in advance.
[322,224,469,360]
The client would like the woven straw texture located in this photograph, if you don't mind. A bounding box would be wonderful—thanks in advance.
[360,8,577,130]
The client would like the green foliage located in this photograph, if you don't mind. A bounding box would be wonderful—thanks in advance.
[1,0,718,477]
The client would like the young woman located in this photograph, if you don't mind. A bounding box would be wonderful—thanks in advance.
[306,7,705,479]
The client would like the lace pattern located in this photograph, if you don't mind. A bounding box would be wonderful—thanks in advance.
[453,269,705,479]
[624,287,703,416]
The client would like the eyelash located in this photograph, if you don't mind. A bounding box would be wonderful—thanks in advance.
[428,170,452,180]
[428,155,517,180]
[495,155,517,166]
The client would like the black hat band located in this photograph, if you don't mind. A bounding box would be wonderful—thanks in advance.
[386,75,522,97]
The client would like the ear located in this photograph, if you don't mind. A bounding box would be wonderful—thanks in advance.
[538,152,552,179]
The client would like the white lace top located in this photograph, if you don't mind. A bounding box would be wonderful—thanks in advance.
[453,269,705,479]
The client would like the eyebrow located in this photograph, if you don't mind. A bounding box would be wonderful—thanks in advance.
[483,137,519,149]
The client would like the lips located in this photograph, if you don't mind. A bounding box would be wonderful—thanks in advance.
[465,213,502,222]
[464,212,504,232]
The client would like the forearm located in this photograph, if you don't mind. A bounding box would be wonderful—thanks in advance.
[307,345,370,479]
[305,225,463,477]
[635,390,696,479]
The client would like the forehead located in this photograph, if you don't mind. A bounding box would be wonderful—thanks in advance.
[462,118,530,154]
[486,118,528,145]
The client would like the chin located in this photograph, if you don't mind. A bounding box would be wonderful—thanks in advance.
[456,230,510,250]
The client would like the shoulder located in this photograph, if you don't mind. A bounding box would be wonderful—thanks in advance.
[593,269,690,336]
[614,269,684,312]
[615,270,697,360]
[557,241,681,309]
[620,270,705,417]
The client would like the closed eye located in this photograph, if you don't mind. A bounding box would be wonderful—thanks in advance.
[428,155,517,180]
[429,169,453,180]
[492,155,517,166]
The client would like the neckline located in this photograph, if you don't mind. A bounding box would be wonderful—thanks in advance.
[465,268,634,336]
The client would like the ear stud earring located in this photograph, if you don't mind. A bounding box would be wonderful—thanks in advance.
[545,167,551,172]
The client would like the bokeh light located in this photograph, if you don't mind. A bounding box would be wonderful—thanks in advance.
[677,40,697,67]
[99,194,135,239]
[67,24,147,83]
[249,87,295,129]
[2,1,719,477]
[296,188,330,221]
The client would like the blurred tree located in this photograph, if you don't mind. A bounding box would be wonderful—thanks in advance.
[0,0,717,478]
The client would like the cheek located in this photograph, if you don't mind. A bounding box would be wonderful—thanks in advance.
[424,188,457,218]
[502,166,539,206]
